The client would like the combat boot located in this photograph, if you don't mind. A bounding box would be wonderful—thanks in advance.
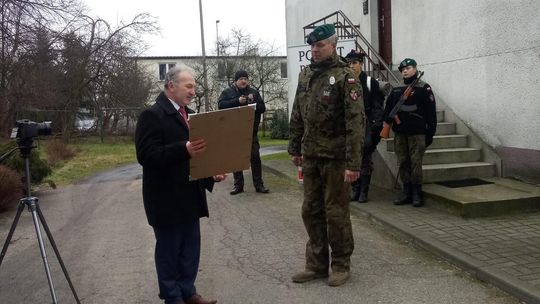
[357,175,371,203]
[393,183,412,205]
[350,179,361,201]
[291,269,328,283]
[328,271,350,287]
[412,184,424,207]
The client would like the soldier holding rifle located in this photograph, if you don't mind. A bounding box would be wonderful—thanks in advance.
[382,58,436,207]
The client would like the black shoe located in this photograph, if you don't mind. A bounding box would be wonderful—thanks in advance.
[230,188,244,195]
[255,186,269,193]
[412,184,424,207]
[393,183,412,205]
[357,191,368,203]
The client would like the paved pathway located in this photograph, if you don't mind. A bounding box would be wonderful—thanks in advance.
[264,155,540,304]
[0,162,522,303]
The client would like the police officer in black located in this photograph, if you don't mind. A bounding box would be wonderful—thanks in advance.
[345,50,384,203]
[218,70,269,195]
[383,58,437,207]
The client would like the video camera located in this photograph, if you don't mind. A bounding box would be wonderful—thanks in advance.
[10,119,52,139]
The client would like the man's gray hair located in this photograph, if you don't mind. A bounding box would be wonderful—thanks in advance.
[325,34,338,46]
[164,64,195,89]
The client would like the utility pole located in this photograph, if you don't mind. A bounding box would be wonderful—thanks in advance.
[198,0,209,112]
[216,20,220,56]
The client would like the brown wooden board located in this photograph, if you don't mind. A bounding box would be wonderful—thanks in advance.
[188,105,255,179]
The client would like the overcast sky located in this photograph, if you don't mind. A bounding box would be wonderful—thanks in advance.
[83,0,287,57]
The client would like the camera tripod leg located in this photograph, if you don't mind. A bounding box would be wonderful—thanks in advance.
[36,203,81,304]
[0,202,25,267]
[28,200,58,304]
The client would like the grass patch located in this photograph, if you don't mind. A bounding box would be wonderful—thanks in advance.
[45,136,136,186]
[258,132,288,148]
[261,151,290,161]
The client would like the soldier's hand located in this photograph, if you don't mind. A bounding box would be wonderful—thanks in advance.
[292,155,303,166]
[344,170,360,183]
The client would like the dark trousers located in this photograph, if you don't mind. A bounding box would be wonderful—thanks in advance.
[360,124,382,176]
[152,220,200,304]
[394,133,426,184]
[233,135,263,189]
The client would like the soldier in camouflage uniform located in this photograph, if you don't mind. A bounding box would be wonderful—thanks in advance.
[288,24,365,287]
[383,58,437,207]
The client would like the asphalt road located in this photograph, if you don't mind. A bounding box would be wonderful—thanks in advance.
[0,164,521,304]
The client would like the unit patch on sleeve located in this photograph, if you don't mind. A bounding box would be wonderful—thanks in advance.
[347,78,356,84]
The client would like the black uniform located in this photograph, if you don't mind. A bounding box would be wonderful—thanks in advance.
[383,73,437,206]
[218,84,267,191]
[350,71,384,202]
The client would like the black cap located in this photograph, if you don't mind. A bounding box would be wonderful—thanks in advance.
[345,49,365,62]
[234,70,249,81]
[398,58,417,72]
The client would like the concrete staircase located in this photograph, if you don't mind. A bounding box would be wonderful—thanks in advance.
[380,109,497,183]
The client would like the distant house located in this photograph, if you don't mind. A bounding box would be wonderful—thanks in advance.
[135,55,288,113]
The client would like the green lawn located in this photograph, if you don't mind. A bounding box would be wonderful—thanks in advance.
[46,136,136,186]
[43,134,288,186]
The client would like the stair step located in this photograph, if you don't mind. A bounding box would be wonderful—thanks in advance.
[423,162,496,183]
[423,177,540,217]
[385,134,467,152]
[437,110,444,122]
[387,148,481,165]
[435,122,456,135]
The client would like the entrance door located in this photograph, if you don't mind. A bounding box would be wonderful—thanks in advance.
[378,0,392,65]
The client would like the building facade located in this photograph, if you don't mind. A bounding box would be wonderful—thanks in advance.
[285,0,540,184]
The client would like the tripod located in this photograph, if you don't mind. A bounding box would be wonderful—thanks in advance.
[0,137,80,304]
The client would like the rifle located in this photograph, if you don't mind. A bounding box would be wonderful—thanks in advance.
[380,71,425,139]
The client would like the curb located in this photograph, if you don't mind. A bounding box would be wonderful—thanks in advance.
[349,204,540,304]
[263,162,540,304]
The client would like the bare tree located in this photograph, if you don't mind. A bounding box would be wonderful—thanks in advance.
[191,28,287,113]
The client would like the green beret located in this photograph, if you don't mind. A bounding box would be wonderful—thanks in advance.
[306,24,336,45]
[398,58,417,71]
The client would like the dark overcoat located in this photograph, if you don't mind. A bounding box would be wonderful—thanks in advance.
[135,92,214,227]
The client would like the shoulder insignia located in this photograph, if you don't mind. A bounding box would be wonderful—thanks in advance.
[347,78,356,84]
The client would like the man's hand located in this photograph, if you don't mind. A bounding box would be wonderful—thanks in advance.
[344,170,360,183]
[186,139,206,157]
[213,173,227,182]
[292,155,303,166]
[239,95,247,105]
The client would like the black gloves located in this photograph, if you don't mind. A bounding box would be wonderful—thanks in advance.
[425,135,433,147]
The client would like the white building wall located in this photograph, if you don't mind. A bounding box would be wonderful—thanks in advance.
[286,0,378,114]
[286,0,540,151]
[392,0,540,150]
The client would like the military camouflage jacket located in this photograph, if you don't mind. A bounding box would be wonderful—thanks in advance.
[288,53,365,170]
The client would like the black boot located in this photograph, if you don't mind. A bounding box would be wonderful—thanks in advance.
[393,183,412,205]
[350,179,361,201]
[412,184,424,207]
[357,175,371,203]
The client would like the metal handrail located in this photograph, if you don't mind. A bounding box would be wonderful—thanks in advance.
[303,10,400,84]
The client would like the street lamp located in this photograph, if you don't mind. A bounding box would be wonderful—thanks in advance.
[198,0,209,112]
[215,19,220,56]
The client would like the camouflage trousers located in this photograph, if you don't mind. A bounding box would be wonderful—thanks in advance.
[301,156,354,273]
[394,133,426,184]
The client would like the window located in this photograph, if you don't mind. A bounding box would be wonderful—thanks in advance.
[159,63,176,81]
[280,62,288,79]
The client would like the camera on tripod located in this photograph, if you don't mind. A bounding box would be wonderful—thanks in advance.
[10,119,52,139]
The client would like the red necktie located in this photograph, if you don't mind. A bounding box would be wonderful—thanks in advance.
[179,106,189,128]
